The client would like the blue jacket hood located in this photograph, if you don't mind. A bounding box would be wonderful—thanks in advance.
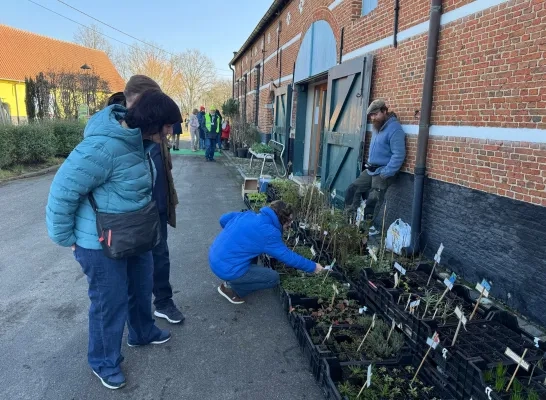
[84,104,142,141]
[260,206,282,231]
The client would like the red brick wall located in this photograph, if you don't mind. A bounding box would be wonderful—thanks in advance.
[232,0,546,206]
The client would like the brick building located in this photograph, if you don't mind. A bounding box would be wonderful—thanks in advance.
[229,0,546,326]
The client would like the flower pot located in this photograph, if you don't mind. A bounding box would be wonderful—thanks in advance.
[237,148,248,158]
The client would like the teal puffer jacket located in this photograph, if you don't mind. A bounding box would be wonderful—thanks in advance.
[46,105,154,250]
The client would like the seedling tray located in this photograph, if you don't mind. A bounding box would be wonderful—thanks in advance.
[320,356,454,400]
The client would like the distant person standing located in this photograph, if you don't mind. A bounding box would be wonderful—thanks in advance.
[172,121,182,151]
[197,106,206,150]
[221,119,231,150]
[188,108,200,152]
[205,106,220,162]
[215,109,223,152]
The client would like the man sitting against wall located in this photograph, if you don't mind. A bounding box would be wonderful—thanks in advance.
[344,99,406,235]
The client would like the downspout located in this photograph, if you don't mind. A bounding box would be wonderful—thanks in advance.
[230,64,235,98]
[339,27,345,64]
[406,0,442,254]
[262,34,266,86]
[393,0,400,48]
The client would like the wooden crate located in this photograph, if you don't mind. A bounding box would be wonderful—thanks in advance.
[241,177,259,199]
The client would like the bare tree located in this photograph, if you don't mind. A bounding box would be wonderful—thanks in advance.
[115,43,184,98]
[174,49,216,115]
[202,78,232,111]
[73,23,113,58]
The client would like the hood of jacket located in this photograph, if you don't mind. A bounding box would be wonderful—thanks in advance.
[84,104,142,142]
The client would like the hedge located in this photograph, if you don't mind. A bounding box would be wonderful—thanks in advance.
[0,120,84,168]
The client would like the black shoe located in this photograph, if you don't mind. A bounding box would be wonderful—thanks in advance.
[154,304,185,324]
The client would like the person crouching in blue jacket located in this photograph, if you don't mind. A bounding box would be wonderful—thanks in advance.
[46,100,170,390]
[209,200,324,304]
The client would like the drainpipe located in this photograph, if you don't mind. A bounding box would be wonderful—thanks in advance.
[339,27,345,64]
[393,0,400,48]
[229,64,235,98]
[406,0,443,255]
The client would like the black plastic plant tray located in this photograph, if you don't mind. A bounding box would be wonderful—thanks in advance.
[424,319,545,371]
[320,356,452,400]
[443,357,546,400]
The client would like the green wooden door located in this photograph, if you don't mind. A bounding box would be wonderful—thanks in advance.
[321,55,373,204]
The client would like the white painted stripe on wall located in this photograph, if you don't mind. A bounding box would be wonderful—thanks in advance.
[259,74,294,92]
[263,33,302,65]
[366,124,546,143]
[344,0,510,61]
[328,0,344,11]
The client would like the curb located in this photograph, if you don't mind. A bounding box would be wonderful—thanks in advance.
[0,164,61,186]
[222,150,251,180]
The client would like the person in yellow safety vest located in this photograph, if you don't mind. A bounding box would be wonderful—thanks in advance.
[204,105,221,162]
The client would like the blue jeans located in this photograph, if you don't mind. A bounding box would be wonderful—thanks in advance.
[74,246,161,378]
[152,213,173,309]
[228,265,280,298]
[205,138,217,160]
[217,134,221,149]
[199,138,206,149]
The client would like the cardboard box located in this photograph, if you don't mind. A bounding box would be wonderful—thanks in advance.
[241,177,259,199]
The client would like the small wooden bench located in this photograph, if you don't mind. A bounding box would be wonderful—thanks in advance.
[249,139,286,177]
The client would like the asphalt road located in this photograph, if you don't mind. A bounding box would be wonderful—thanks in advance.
[0,150,323,400]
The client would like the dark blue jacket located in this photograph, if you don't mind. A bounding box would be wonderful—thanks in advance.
[209,207,316,280]
[173,121,182,135]
[145,141,167,215]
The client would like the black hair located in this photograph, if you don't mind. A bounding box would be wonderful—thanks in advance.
[125,89,181,136]
[107,92,126,107]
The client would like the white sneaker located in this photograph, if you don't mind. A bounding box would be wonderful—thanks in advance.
[368,226,379,236]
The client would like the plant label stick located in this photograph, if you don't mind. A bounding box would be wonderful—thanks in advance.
[394,262,406,275]
[357,314,376,351]
[412,332,440,385]
[528,338,541,384]
[292,236,299,250]
[470,279,491,321]
[427,243,444,286]
[330,284,339,308]
[310,246,316,258]
[505,348,529,392]
[322,324,333,344]
[405,294,412,311]
[435,273,457,311]
[451,306,468,346]
[356,364,373,398]
[387,319,396,342]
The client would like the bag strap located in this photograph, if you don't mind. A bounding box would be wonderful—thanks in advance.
[88,154,154,214]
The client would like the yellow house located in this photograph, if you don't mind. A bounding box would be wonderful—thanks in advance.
[0,24,125,124]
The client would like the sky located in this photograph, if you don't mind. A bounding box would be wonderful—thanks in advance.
[0,0,273,79]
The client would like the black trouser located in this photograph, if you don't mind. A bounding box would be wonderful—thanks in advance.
[344,171,395,222]
[152,212,174,309]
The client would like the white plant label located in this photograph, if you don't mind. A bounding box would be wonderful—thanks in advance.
[394,262,406,275]
[475,279,491,298]
[442,348,448,360]
[394,272,399,288]
[332,284,339,295]
[504,347,530,371]
[485,387,493,400]
[535,337,541,348]
[410,299,421,308]
[294,237,299,247]
[330,189,336,199]
[324,265,333,271]
[359,307,368,314]
[371,313,376,329]
[323,230,328,236]
[331,206,334,215]
[434,243,444,263]
[310,246,316,257]
[366,364,372,387]
[443,272,457,291]
[323,324,333,343]
[426,331,440,349]
[368,247,377,262]
[454,306,467,326]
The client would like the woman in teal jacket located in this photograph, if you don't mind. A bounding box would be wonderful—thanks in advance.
[45,101,171,390]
